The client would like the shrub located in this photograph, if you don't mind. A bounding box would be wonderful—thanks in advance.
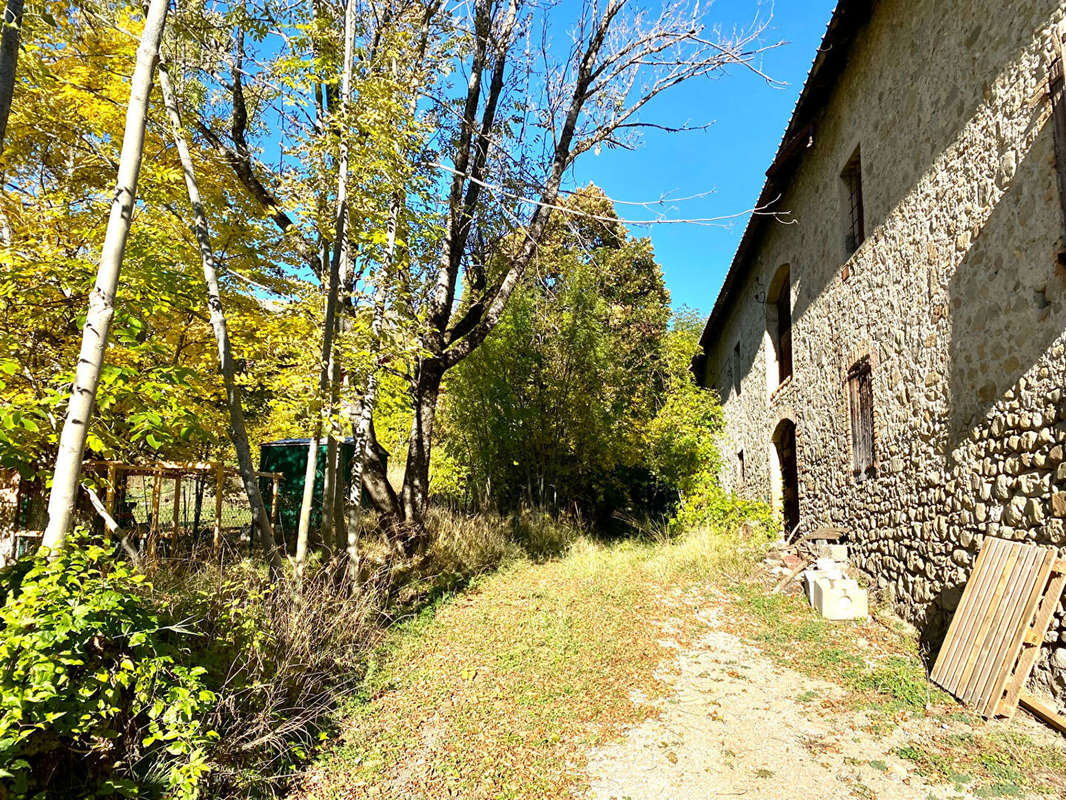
[149,559,382,797]
[425,505,581,582]
[0,533,216,799]
[669,484,776,536]
[644,373,774,533]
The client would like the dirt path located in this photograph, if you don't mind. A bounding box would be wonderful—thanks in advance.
[302,537,1066,800]
[584,605,1051,800]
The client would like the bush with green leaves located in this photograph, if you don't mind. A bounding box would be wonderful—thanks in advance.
[644,311,776,535]
[438,186,672,517]
[0,534,216,798]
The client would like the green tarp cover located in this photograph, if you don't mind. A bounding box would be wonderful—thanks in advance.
[259,439,355,539]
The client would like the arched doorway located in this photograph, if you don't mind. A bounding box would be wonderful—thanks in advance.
[771,418,800,534]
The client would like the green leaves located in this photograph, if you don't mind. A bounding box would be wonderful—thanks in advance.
[439,186,672,515]
[0,532,217,798]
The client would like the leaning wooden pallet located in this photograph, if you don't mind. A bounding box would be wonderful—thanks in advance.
[931,537,1066,732]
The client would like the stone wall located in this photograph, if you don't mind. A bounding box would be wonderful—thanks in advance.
[703,0,1066,705]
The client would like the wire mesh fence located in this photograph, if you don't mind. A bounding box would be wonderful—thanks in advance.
[82,461,284,557]
[0,462,290,565]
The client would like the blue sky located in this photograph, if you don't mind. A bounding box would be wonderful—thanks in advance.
[570,0,838,316]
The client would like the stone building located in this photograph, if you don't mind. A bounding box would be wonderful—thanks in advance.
[694,0,1066,702]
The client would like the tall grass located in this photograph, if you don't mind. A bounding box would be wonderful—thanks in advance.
[427,504,583,576]
[559,517,774,589]
[147,558,384,796]
[136,505,587,796]
[643,521,776,582]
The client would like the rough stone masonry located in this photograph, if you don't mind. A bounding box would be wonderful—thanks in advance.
[696,0,1066,707]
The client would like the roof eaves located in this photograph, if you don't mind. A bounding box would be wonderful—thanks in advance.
[692,0,874,385]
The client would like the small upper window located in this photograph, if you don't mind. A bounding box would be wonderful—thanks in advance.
[841,146,865,256]
[737,449,746,489]
[766,264,793,388]
[848,358,875,480]
[733,341,742,397]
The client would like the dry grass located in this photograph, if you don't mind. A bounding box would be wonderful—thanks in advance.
[297,524,1066,800]
[426,505,582,577]
[297,522,771,799]
[148,557,386,797]
[142,506,590,797]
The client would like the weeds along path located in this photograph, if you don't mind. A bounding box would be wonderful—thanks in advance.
[299,532,749,798]
[297,531,1066,800]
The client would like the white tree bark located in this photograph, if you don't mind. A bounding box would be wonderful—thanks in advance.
[319,377,340,550]
[42,0,169,550]
[158,61,283,574]
[344,192,399,577]
[295,0,356,572]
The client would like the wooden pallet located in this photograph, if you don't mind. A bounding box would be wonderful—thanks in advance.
[930,537,1066,719]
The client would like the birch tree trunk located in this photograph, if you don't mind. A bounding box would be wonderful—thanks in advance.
[158,61,284,575]
[319,408,339,551]
[41,0,169,550]
[310,0,340,555]
[295,0,356,573]
[0,0,24,154]
[344,193,399,576]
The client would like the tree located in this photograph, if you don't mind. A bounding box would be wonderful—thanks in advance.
[42,0,170,549]
[191,0,439,562]
[0,0,310,496]
[294,0,357,572]
[0,0,22,152]
[158,59,283,573]
[357,0,776,549]
[5,0,776,564]
[439,185,671,517]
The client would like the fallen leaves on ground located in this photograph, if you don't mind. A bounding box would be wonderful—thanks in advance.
[298,540,712,799]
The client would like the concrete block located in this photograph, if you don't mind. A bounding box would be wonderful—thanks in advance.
[803,562,844,604]
[812,576,869,620]
[816,543,849,562]
[803,569,823,604]
[815,557,843,574]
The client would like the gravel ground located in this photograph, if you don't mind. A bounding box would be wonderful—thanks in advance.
[584,606,1053,800]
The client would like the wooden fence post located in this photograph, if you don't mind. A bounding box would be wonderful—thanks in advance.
[213,463,224,552]
[270,473,280,532]
[104,464,117,519]
[172,474,181,541]
[149,466,162,558]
